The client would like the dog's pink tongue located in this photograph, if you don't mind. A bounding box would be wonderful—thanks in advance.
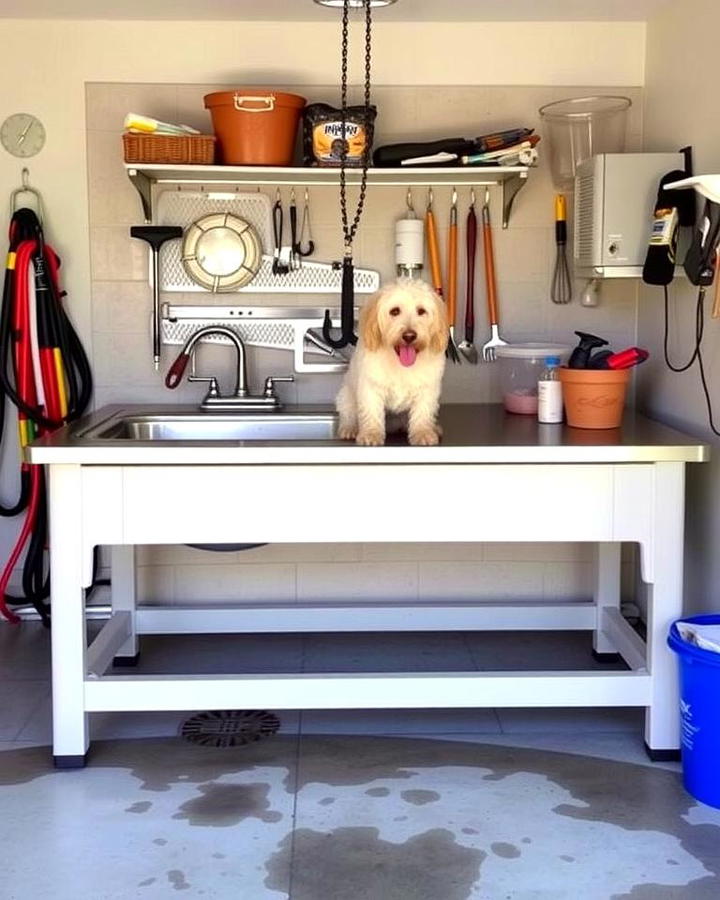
[398,344,417,367]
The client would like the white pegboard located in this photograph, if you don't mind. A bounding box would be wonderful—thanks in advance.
[154,187,379,295]
[162,317,295,351]
[157,189,274,248]
[160,304,351,373]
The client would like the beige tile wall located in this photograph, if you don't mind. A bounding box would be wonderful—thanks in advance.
[87,81,643,605]
[116,541,637,608]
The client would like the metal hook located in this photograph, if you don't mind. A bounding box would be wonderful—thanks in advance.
[451,187,457,208]
[484,186,490,207]
[297,187,315,257]
[406,188,415,217]
[470,187,476,208]
[10,167,44,224]
[426,186,434,211]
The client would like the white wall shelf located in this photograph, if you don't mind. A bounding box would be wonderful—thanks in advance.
[124,163,531,228]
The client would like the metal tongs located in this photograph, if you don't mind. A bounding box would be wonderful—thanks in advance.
[272,189,289,276]
[290,188,315,269]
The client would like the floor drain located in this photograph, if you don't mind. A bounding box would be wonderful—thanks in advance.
[180,710,281,748]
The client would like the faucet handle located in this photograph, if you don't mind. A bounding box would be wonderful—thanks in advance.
[264,375,294,398]
[188,374,220,397]
[165,351,191,389]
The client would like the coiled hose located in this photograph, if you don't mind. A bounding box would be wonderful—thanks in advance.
[0,208,92,625]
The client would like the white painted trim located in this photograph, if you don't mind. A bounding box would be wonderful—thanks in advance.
[644,461,685,751]
[86,611,131,678]
[602,607,648,672]
[135,602,597,634]
[84,671,653,712]
[593,543,622,655]
[49,464,89,758]
[110,546,138,658]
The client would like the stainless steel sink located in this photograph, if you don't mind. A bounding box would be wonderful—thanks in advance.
[79,411,338,442]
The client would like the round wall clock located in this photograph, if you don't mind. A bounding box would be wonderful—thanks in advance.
[1,113,46,158]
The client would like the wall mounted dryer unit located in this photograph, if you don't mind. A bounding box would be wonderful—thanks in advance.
[573,152,686,279]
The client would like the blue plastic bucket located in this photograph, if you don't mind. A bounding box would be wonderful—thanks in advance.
[668,614,720,808]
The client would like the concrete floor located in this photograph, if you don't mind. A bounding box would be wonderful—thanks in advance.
[1,622,720,898]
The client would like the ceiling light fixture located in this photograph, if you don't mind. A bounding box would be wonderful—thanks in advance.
[314,1,397,8]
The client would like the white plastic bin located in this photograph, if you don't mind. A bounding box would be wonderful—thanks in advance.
[496,343,571,415]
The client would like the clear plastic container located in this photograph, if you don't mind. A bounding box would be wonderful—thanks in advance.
[538,96,632,190]
[496,343,571,415]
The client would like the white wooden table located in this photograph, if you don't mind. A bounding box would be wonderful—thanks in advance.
[28,404,708,767]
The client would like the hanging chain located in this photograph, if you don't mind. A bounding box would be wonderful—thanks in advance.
[339,0,373,256]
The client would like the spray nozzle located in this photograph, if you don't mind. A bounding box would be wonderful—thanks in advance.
[568,331,609,369]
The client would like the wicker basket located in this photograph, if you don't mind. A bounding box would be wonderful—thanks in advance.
[122,133,216,165]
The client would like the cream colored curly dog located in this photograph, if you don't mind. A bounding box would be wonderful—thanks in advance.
[336,279,448,446]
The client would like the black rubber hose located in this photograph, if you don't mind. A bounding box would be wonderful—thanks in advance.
[63,313,93,415]
[0,210,36,514]
[0,212,92,430]
[0,208,94,623]
[0,253,61,431]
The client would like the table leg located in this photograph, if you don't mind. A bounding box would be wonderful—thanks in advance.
[111,545,139,666]
[49,464,89,768]
[593,542,622,661]
[643,462,685,760]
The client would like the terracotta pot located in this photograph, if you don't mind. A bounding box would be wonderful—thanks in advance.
[558,367,630,429]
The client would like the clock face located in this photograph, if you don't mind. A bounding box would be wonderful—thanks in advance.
[1,113,46,158]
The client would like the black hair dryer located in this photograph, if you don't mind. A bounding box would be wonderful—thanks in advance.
[665,175,720,286]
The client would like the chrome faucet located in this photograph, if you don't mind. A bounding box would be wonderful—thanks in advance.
[165,325,294,411]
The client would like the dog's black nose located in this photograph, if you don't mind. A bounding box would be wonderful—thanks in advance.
[402,330,417,344]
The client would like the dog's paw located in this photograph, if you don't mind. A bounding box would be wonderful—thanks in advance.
[338,423,358,441]
[409,427,440,446]
[356,430,385,446]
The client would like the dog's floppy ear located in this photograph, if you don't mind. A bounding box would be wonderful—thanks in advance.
[429,289,449,355]
[360,292,382,351]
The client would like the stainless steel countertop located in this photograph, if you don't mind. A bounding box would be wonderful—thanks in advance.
[26,404,710,466]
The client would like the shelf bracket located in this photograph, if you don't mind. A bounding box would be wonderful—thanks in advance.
[501,172,527,229]
[127,168,154,223]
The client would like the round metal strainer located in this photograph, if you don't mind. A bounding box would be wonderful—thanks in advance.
[181,212,262,292]
[180,710,281,748]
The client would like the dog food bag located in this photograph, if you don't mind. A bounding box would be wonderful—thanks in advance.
[303,103,377,167]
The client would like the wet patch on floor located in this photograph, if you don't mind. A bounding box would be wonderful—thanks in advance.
[400,789,440,806]
[167,869,191,891]
[491,842,521,859]
[611,877,720,899]
[365,787,390,797]
[0,735,718,899]
[126,800,152,814]
[267,827,485,900]
[173,781,283,827]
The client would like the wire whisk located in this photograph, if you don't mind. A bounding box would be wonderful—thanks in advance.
[551,193,572,304]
